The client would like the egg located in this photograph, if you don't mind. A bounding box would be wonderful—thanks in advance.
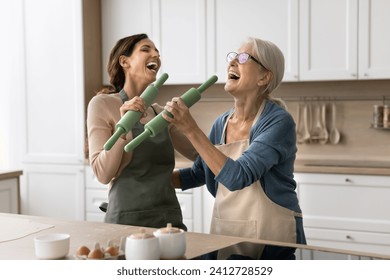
[76,245,90,257]
[105,246,119,256]
[88,248,104,259]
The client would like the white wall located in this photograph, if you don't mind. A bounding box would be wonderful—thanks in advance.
[0,0,24,170]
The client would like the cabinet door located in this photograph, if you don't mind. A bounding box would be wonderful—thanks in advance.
[21,164,85,221]
[208,0,298,82]
[101,0,207,85]
[304,227,390,256]
[158,0,207,84]
[0,178,19,214]
[296,173,390,232]
[358,0,390,79]
[299,0,358,80]
[22,0,85,164]
[101,0,154,85]
[295,172,390,254]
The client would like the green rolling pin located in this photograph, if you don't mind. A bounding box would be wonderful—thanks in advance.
[124,75,218,152]
[103,73,169,151]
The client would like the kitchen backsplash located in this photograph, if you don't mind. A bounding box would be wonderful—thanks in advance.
[156,80,390,163]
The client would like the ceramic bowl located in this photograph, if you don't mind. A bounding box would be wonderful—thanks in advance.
[154,224,186,259]
[34,233,70,259]
[125,231,160,260]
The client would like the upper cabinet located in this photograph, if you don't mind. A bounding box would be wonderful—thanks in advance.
[299,0,358,80]
[101,0,390,84]
[300,0,390,81]
[101,0,298,84]
[207,0,299,83]
[101,0,207,85]
[358,0,390,79]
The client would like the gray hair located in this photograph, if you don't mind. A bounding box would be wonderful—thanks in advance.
[247,37,287,109]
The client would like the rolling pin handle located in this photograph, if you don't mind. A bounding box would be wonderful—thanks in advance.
[197,75,218,93]
[124,129,151,152]
[103,127,125,151]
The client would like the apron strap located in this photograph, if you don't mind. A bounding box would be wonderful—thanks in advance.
[119,89,128,103]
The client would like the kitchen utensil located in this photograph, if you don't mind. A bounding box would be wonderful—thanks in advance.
[125,229,160,260]
[296,103,302,134]
[329,102,341,144]
[296,102,302,138]
[34,233,70,259]
[298,103,311,144]
[309,103,323,143]
[153,223,186,260]
[319,103,329,144]
[104,73,169,151]
[124,75,218,152]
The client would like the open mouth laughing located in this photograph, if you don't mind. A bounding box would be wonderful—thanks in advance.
[146,61,159,73]
[228,70,240,80]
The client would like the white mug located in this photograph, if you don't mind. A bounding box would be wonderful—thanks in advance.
[125,230,160,260]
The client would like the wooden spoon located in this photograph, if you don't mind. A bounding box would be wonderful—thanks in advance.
[310,103,322,143]
[319,103,329,144]
[298,103,311,144]
[329,102,341,144]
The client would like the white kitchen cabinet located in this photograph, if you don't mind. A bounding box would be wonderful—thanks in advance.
[0,180,18,214]
[14,0,86,219]
[101,0,207,85]
[299,0,390,81]
[101,0,390,84]
[295,172,390,255]
[101,0,298,84]
[299,0,358,80]
[22,164,85,220]
[207,0,299,83]
[0,171,22,214]
[358,0,390,79]
[84,165,108,222]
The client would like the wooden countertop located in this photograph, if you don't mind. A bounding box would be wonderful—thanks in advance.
[175,155,390,176]
[1,213,389,260]
[0,170,23,180]
[294,159,390,176]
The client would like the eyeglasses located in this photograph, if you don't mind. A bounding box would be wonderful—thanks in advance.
[226,52,268,70]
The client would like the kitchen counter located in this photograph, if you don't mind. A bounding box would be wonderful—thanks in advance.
[1,213,389,260]
[294,159,390,176]
[175,154,390,176]
[0,170,23,180]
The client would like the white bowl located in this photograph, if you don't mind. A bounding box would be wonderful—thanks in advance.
[125,234,160,260]
[34,233,70,259]
[153,229,186,259]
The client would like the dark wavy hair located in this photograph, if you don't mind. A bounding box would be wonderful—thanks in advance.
[99,33,148,94]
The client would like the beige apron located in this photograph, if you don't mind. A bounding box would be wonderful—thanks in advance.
[210,104,300,244]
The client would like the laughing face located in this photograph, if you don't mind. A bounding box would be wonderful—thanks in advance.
[124,38,161,85]
[224,43,266,96]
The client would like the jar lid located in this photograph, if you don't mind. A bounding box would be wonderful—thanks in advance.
[130,229,154,239]
[158,223,181,234]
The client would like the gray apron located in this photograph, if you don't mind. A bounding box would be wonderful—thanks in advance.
[105,102,186,230]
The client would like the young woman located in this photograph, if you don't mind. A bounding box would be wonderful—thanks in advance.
[87,34,197,230]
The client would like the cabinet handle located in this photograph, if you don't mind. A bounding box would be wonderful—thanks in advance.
[346,235,353,240]
[345,178,352,183]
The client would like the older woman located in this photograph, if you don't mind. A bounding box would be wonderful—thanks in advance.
[164,37,306,255]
